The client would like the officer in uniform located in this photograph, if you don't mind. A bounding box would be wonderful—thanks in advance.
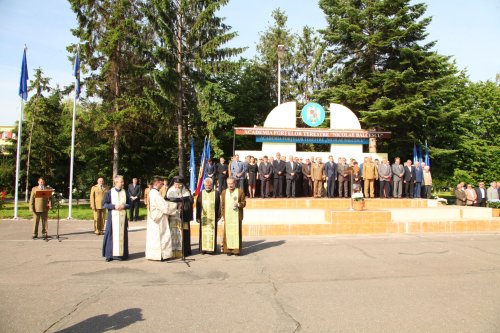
[90,177,108,235]
[29,177,52,239]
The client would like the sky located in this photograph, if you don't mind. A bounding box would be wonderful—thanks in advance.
[0,0,499,126]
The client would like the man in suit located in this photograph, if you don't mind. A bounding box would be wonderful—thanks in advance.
[391,157,405,198]
[312,157,325,198]
[29,177,52,239]
[403,160,416,198]
[413,161,423,198]
[487,181,499,202]
[90,177,108,235]
[455,182,466,206]
[475,182,488,207]
[324,155,337,198]
[378,159,392,198]
[465,184,477,206]
[273,152,286,198]
[295,157,303,197]
[302,158,313,197]
[337,157,349,198]
[258,155,273,198]
[285,155,298,198]
[230,154,245,189]
[127,178,142,221]
[362,157,378,198]
[216,157,228,193]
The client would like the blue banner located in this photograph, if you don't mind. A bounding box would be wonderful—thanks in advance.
[74,47,81,99]
[256,136,368,145]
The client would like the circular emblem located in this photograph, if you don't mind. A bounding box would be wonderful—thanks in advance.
[301,103,325,127]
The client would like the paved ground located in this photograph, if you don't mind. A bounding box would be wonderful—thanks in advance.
[0,219,499,333]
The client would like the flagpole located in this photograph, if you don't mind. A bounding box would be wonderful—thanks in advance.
[14,46,28,220]
[68,46,79,219]
[13,100,24,219]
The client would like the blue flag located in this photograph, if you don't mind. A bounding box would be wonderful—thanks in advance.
[200,138,211,191]
[74,47,81,99]
[189,140,196,193]
[425,143,430,167]
[418,145,423,163]
[18,48,29,101]
[413,143,418,165]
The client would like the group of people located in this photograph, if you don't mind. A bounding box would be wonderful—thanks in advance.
[454,181,499,207]
[209,153,433,200]
[100,175,245,262]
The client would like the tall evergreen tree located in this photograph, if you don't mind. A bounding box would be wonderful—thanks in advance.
[143,0,244,175]
[68,0,154,177]
[318,0,464,174]
[257,8,295,105]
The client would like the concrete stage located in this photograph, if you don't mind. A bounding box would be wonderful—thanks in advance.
[191,198,500,237]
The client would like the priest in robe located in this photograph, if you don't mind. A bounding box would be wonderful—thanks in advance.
[146,176,178,261]
[102,175,131,262]
[196,178,221,254]
[166,176,194,258]
[221,177,246,256]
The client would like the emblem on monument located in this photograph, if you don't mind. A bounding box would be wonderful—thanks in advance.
[301,102,325,127]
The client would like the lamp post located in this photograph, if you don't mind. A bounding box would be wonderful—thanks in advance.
[277,44,285,105]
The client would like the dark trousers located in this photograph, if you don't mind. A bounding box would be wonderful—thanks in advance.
[404,181,414,198]
[424,185,432,198]
[129,199,140,221]
[303,177,312,197]
[261,179,270,198]
[218,175,227,193]
[327,176,336,198]
[414,182,422,198]
[380,181,391,198]
[338,179,349,197]
[274,175,284,198]
[286,178,296,198]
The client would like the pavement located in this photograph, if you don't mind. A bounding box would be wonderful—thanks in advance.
[0,219,499,333]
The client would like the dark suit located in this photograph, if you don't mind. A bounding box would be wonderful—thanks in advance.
[295,162,303,197]
[216,163,228,193]
[324,161,337,198]
[258,162,273,198]
[273,159,286,198]
[302,163,313,197]
[285,161,299,197]
[475,187,487,207]
[403,166,416,198]
[127,183,142,221]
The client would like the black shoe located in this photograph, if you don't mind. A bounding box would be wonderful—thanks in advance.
[105,258,112,262]
[227,253,233,256]
[32,235,38,239]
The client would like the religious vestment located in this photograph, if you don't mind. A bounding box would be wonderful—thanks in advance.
[102,188,131,261]
[145,188,178,261]
[196,189,221,254]
[166,186,194,258]
[221,188,246,255]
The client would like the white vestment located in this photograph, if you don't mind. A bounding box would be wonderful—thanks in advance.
[145,188,177,260]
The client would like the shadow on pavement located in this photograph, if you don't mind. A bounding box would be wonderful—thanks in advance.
[242,240,286,255]
[54,308,143,333]
[128,251,145,260]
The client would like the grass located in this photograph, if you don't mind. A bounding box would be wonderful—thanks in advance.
[0,202,147,220]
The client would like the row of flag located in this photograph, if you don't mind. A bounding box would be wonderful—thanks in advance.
[190,137,211,196]
[413,142,430,167]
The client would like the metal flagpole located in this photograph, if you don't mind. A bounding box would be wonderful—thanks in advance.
[14,46,29,220]
[68,46,80,219]
[13,100,24,219]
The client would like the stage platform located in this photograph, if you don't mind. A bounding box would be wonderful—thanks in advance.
[191,198,500,237]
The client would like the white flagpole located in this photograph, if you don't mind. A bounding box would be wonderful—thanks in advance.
[68,81,77,219]
[13,99,24,219]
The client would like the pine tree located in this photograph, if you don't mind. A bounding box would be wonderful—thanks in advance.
[143,0,244,174]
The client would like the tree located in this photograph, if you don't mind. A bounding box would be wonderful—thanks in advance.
[317,0,466,178]
[143,0,244,175]
[68,0,154,177]
[257,8,296,105]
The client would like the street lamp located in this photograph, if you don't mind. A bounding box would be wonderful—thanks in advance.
[277,44,285,105]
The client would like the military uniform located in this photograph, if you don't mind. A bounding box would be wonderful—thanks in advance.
[312,162,325,198]
[29,186,52,238]
[90,184,108,235]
